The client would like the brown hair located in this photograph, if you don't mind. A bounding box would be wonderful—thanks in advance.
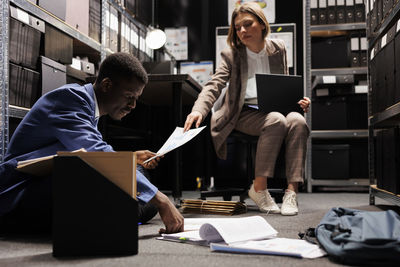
[227,2,270,50]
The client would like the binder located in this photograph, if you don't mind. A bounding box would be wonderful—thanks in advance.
[319,0,328,24]
[9,63,40,108]
[327,0,337,24]
[311,0,319,25]
[360,36,368,66]
[354,0,366,22]
[89,0,101,42]
[350,35,360,66]
[336,0,346,23]
[52,152,138,257]
[345,0,355,23]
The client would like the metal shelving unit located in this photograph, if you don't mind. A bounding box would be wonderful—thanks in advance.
[305,0,368,193]
[368,0,400,207]
[311,22,367,31]
[0,0,152,162]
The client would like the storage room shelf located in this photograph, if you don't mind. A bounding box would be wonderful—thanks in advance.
[10,0,101,52]
[370,185,400,206]
[9,105,30,119]
[311,129,368,139]
[368,2,400,49]
[310,178,369,187]
[311,22,366,32]
[369,102,400,128]
[311,67,367,76]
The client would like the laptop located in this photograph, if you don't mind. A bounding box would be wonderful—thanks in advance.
[255,73,304,115]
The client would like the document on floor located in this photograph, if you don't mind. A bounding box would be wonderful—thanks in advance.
[143,126,206,164]
[158,216,326,259]
[158,216,277,246]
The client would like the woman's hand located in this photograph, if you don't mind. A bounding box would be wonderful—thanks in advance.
[298,97,311,113]
[183,111,203,132]
[136,150,162,169]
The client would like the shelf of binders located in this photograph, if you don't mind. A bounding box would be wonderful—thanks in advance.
[311,66,368,75]
[368,0,400,48]
[312,129,369,139]
[311,22,367,32]
[10,0,101,52]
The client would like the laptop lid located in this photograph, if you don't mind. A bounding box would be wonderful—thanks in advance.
[255,73,303,115]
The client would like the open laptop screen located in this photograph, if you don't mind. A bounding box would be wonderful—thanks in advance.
[255,73,303,115]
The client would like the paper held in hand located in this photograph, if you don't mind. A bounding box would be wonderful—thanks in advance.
[143,126,206,164]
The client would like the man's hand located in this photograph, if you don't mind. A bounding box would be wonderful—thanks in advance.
[136,150,162,169]
[150,191,184,234]
[183,111,203,132]
[298,96,311,113]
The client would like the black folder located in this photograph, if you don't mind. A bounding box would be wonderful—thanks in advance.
[327,0,337,24]
[336,0,346,23]
[355,0,366,22]
[311,0,319,25]
[53,155,138,257]
[345,0,355,23]
[319,0,328,24]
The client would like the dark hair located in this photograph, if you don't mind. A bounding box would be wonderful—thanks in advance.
[227,2,270,50]
[96,52,148,85]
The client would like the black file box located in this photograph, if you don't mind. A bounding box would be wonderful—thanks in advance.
[37,0,66,21]
[126,0,136,14]
[9,6,45,70]
[327,0,337,24]
[89,0,101,42]
[9,63,40,108]
[41,56,66,95]
[312,94,367,130]
[354,0,366,22]
[44,24,73,64]
[382,25,396,108]
[53,156,138,257]
[337,0,346,23]
[345,0,355,23]
[319,0,328,24]
[311,0,319,25]
[312,144,350,179]
[312,35,350,68]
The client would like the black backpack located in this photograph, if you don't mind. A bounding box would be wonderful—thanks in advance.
[314,207,400,265]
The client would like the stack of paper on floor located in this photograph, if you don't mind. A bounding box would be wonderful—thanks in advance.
[181,199,247,215]
[159,216,326,259]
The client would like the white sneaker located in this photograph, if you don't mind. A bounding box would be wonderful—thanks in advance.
[281,189,298,216]
[248,184,281,214]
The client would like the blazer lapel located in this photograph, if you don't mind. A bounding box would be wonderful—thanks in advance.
[266,39,284,74]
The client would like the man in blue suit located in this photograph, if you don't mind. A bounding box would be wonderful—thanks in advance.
[0,53,184,234]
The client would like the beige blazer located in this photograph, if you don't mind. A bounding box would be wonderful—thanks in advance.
[191,38,289,159]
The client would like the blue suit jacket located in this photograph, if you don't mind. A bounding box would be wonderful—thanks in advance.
[0,83,157,216]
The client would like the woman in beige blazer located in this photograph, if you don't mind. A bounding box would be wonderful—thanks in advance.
[184,2,310,215]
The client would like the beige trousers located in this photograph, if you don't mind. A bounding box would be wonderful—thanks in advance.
[234,107,309,183]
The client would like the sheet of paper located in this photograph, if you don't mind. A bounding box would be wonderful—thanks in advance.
[210,238,326,259]
[143,126,206,164]
[199,216,277,245]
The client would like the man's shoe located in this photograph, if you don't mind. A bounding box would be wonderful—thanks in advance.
[248,184,281,214]
[281,189,298,216]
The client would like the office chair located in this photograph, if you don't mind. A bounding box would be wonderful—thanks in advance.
[200,130,286,203]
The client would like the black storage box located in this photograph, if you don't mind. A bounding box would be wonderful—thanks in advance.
[9,63,40,108]
[312,35,351,68]
[9,6,45,70]
[44,24,73,64]
[41,56,67,95]
[312,94,368,130]
[312,144,350,179]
